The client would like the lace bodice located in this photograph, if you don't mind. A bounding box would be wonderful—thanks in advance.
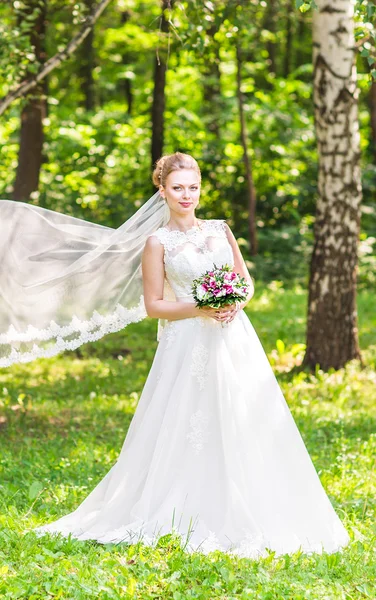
[150,220,234,301]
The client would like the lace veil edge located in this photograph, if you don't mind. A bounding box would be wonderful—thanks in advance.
[0,191,170,367]
[0,297,147,368]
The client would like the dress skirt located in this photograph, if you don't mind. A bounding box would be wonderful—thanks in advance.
[33,309,350,558]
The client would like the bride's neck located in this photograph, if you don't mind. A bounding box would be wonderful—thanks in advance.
[166,212,199,232]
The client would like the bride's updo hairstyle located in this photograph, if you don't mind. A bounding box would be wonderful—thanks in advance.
[152,152,201,188]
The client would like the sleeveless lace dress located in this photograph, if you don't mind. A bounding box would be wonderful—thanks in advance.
[33,220,350,558]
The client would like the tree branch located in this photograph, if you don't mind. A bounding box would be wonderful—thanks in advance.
[0,0,113,116]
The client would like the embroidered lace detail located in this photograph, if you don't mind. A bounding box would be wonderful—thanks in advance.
[149,219,234,304]
[186,409,210,454]
[190,343,209,390]
[152,220,226,252]
[196,317,206,327]
[32,520,350,558]
[165,253,226,300]
[198,530,224,553]
[0,297,147,368]
[163,321,179,349]
[233,530,266,558]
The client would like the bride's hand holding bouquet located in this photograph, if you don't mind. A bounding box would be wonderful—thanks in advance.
[192,264,251,325]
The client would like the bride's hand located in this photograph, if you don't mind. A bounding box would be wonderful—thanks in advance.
[217,303,239,323]
[198,304,239,323]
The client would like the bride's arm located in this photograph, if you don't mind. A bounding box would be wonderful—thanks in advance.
[141,235,201,321]
[224,222,255,310]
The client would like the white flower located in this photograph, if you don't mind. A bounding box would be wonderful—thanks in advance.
[196,285,208,301]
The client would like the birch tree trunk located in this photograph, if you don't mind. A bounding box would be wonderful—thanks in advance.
[303,0,362,370]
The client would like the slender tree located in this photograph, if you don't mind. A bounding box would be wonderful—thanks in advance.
[303,0,362,370]
[370,79,376,162]
[151,0,174,174]
[295,9,308,69]
[236,37,258,255]
[79,0,96,111]
[263,0,277,75]
[283,0,295,77]
[0,0,112,116]
[120,9,133,115]
[202,22,222,140]
[13,0,47,202]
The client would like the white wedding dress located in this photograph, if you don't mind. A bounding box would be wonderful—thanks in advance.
[33,219,350,558]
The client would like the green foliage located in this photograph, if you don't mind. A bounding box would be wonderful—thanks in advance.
[0,1,375,285]
[295,0,318,12]
[0,285,375,598]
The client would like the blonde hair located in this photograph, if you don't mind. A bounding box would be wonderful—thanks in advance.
[152,152,201,188]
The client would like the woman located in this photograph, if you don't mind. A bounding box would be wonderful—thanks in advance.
[1,152,350,558]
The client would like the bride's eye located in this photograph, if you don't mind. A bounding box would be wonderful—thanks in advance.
[173,186,198,190]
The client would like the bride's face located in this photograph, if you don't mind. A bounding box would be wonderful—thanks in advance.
[159,169,200,216]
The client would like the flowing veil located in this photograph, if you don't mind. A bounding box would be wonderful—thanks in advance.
[0,191,170,367]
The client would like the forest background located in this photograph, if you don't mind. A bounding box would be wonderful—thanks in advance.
[0,1,375,598]
[0,0,375,285]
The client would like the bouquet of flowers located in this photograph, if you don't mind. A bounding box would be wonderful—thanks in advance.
[192,264,250,309]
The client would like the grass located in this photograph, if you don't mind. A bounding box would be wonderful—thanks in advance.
[0,283,375,599]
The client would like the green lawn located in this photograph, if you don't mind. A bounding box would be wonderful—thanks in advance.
[0,284,375,599]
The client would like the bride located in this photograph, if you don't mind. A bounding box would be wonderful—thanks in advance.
[1,152,350,558]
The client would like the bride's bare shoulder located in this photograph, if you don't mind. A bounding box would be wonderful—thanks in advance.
[147,226,166,241]
[144,229,165,252]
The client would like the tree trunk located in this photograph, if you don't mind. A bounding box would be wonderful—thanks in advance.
[263,0,277,75]
[295,10,307,69]
[0,0,112,116]
[151,0,174,172]
[236,39,258,256]
[303,0,362,371]
[202,22,222,140]
[120,10,133,115]
[13,0,47,202]
[283,0,295,77]
[79,0,96,111]
[370,79,376,163]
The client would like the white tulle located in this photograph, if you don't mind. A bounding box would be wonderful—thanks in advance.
[32,220,350,558]
[0,299,147,367]
[0,192,169,367]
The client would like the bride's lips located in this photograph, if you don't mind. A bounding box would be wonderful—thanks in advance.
[179,202,192,208]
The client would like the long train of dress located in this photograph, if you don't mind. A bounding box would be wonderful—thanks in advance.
[32,220,350,558]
